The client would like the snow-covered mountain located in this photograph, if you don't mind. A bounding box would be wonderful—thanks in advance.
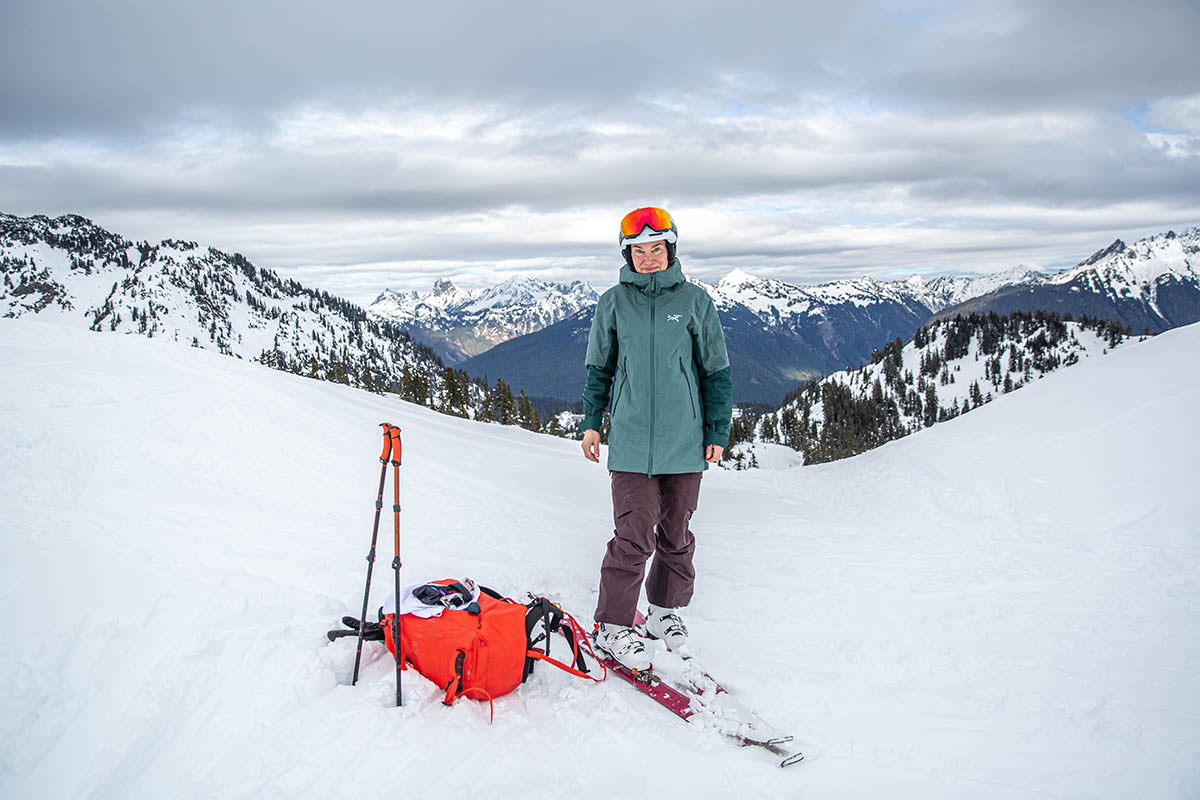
[1053,228,1199,293]
[7,210,1195,414]
[458,228,1198,405]
[0,213,452,399]
[460,267,1054,405]
[368,277,598,364]
[745,311,1140,467]
[909,265,1045,308]
[3,315,1197,799]
[699,267,1043,391]
[707,226,1200,332]
[934,228,1200,332]
[705,264,1041,323]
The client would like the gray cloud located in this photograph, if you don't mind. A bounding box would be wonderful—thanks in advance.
[865,1,1200,111]
[7,1,1197,136]
[2,0,1198,306]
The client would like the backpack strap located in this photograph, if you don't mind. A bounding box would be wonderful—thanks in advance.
[523,596,568,680]
[523,598,606,684]
[374,612,407,671]
[478,585,505,601]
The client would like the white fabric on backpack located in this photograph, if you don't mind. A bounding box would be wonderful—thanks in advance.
[378,585,446,619]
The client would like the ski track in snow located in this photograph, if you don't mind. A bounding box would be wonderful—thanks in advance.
[2,316,1199,799]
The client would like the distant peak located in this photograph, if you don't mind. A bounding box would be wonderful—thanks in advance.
[1081,239,1127,267]
[53,213,95,228]
[720,267,756,286]
[431,278,459,295]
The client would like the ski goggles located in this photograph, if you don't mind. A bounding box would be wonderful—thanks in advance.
[619,207,677,246]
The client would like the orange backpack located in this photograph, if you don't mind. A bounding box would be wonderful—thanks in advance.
[378,581,603,719]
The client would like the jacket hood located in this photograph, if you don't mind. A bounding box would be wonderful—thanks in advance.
[619,259,686,293]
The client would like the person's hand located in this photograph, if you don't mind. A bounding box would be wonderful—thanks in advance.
[582,429,601,462]
[705,444,723,463]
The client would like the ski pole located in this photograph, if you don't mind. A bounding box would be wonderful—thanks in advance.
[352,423,394,686]
[387,424,404,707]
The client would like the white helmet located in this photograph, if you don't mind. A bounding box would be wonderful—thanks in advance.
[619,207,678,266]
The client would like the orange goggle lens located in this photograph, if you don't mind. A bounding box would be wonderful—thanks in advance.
[620,207,674,239]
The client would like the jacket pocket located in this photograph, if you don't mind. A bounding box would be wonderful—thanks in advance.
[679,356,697,419]
[611,357,629,416]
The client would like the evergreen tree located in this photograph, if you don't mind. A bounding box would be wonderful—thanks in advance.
[923,384,939,428]
[439,366,467,417]
[517,390,542,432]
[456,370,473,417]
[492,379,517,425]
[970,380,984,408]
[476,375,494,422]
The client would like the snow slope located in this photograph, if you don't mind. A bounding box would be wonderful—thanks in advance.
[2,317,1198,799]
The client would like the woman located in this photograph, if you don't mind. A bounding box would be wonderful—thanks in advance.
[580,206,732,672]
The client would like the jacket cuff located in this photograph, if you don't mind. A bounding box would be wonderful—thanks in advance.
[704,427,730,448]
[581,412,604,433]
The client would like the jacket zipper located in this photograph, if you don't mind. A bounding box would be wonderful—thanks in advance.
[680,356,696,419]
[648,276,657,476]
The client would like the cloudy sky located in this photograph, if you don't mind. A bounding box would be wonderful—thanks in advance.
[2,0,1198,306]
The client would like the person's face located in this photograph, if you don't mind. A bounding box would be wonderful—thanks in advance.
[631,241,669,273]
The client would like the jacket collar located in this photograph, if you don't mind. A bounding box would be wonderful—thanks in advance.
[619,259,686,294]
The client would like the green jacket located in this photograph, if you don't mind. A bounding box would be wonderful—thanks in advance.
[582,259,732,475]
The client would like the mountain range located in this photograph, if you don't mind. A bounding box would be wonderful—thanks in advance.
[929,231,1200,331]
[6,212,1198,414]
[368,277,597,364]
[373,265,1055,405]
[0,213,449,402]
[444,227,1198,404]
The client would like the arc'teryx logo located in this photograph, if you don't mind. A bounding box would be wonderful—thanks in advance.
[667,314,682,322]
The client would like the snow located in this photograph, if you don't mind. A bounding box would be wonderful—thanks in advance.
[2,316,1199,799]
[719,441,804,471]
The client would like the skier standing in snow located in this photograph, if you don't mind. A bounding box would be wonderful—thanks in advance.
[580,206,732,672]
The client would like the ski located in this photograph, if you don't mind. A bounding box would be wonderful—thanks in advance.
[678,662,797,743]
[633,611,806,766]
[592,646,804,768]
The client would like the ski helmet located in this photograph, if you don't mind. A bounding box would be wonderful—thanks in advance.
[619,207,677,267]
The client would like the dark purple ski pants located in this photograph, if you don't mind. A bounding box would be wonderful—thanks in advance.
[594,470,703,626]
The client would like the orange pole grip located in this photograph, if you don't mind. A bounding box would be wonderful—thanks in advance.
[378,422,393,463]
[387,425,403,465]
